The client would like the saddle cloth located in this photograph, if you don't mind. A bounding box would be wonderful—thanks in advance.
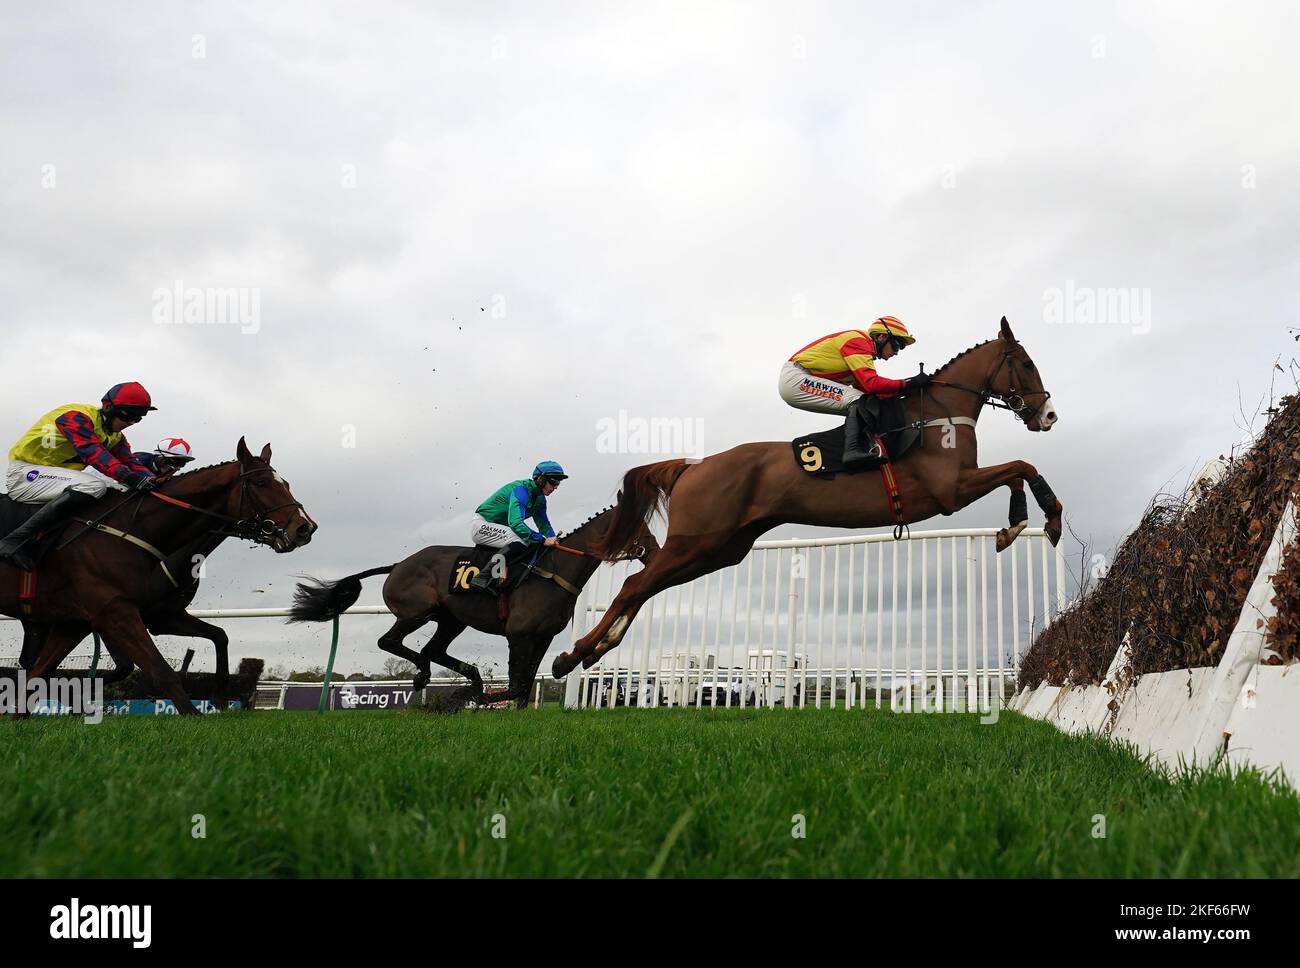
[791,397,921,478]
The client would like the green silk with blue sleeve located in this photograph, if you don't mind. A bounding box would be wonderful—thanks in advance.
[475,478,556,543]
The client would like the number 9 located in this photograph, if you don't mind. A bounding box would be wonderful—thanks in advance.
[800,446,823,472]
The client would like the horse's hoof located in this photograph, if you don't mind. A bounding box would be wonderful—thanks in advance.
[995,529,1010,553]
[1046,528,1061,547]
[581,652,600,670]
[552,653,576,679]
[413,669,429,691]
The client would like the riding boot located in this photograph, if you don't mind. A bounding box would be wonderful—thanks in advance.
[469,541,532,590]
[498,541,536,590]
[0,489,99,571]
[842,401,883,468]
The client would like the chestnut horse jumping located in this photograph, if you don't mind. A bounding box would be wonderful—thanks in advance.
[3,439,317,714]
[553,317,1061,677]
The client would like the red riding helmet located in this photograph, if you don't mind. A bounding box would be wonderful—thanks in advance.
[102,382,158,412]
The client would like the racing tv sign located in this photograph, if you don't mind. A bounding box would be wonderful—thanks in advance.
[282,683,422,711]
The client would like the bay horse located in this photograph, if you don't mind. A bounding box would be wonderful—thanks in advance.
[3,439,317,714]
[287,507,657,708]
[553,317,1062,677]
[17,529,234,693]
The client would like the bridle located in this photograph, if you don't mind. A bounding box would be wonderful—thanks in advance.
[157,465,305,547]
[929,341,1051,424]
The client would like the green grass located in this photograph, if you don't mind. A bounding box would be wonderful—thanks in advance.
[2,707,1298,877]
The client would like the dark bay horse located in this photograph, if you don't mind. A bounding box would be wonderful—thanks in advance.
[553,317,1062,677]
[4,439,317,714]
[287,507,657,708]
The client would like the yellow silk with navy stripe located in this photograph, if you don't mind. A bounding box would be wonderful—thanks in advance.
[8,404,124,468]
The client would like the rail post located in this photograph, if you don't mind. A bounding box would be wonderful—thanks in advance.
[317,615,340,713]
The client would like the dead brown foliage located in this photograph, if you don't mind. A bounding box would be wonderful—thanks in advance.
[1019,394,1300,687]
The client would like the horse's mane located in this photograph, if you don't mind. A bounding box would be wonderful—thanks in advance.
[558,505,614,541]
[933,337,999,375]
[169,458,239,479]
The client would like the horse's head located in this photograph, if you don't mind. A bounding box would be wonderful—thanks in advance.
[235,437,318,552]
[989,317,1058,432]
[568,506,661,565]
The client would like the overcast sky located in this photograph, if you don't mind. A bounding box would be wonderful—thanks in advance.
[2,1,1297,677]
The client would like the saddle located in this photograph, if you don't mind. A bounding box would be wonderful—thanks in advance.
[447,544,540,598]
[791,397,922,478]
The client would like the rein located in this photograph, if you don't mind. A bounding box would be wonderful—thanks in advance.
[529,540,650,597]
[148,467,304,544]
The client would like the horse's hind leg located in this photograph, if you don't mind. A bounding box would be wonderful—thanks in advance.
[418,616,481,698]
[19,623,50,670]
[19,624,95,718]
[377,614,437,688]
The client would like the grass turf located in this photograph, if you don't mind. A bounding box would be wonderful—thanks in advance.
[1,707,1297,877]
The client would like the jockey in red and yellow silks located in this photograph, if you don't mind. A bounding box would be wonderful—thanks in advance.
[0,382,160,570]
[779,317,931,466]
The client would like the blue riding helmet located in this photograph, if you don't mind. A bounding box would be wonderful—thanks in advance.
[533,460,568,481]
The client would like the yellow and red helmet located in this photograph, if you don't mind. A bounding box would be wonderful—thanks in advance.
[867,316,914,347]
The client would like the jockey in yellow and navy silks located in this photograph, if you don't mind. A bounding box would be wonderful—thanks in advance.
[779,317,931,466]
[468,461,567,590]
[0,382,159,570]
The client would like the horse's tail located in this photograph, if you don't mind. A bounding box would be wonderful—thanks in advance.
[286,565,395,623]
[592,459,691,558]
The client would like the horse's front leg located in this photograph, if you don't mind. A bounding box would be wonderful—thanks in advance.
[96,602,200,714]
[480,634,549,709]
[953,460,1064,550]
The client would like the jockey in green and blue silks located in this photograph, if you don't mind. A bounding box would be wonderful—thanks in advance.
[468,462,568,591]
[471,461,567,550]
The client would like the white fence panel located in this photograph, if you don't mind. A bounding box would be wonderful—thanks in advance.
[568,528,1067,711]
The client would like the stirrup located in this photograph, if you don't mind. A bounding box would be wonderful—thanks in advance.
[468,569,498,591]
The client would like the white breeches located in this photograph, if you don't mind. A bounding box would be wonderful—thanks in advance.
[470,514,521,549]
[777,361,863,416]
[5,461,122,503]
